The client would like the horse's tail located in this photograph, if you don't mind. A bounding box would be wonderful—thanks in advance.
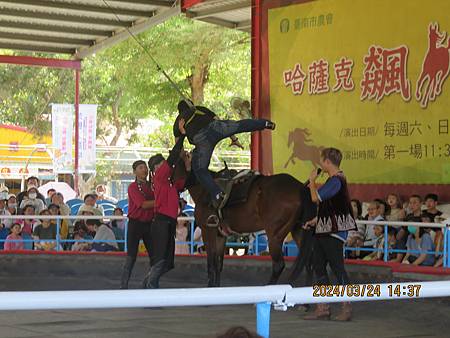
[288,184,317,284]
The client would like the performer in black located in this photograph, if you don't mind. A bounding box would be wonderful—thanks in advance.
[303,147,357,321]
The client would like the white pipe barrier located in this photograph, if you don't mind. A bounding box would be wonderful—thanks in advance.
[1,282,450,338]
[0,285,291,311]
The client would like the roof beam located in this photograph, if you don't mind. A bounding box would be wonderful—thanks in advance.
[236,20,251,30]
[0,20,112,37]
[0,0,155,18]
[0,8,133,27]
[74,5,181,60]
[0,54,81,70]
[186,0,250,19]
[0,42,74,54]
[0,31,92,46]
[199,17,237,29]
[103,0,174,7]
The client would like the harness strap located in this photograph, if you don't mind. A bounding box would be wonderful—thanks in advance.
[185,109,205,126]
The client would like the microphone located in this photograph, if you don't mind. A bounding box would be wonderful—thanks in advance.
[304,168,322,186]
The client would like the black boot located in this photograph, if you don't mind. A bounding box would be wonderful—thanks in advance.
[120,257,136,289]
[143,260,166,289]
[265,121,276,130]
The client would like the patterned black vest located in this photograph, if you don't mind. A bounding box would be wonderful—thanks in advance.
[315,172,357,235]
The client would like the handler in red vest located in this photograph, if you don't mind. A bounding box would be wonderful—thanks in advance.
[144,136,191,288]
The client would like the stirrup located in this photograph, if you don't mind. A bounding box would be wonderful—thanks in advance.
[206,214,220,227]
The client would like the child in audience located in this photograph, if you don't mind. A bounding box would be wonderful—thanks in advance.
[423,193,442,222]
[4,223,24,251]
[363,226,396,261]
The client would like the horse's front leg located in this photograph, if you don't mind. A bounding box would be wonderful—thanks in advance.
[203,226,220,287]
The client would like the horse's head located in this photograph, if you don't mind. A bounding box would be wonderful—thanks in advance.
[429,23,446,46]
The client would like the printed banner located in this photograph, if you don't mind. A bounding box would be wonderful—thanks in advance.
[268,0,450,184]
[52,104,74,172]
[78,104,97,173]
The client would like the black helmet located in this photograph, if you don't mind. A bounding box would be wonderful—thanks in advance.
[177,99,195,115]
[148,154,165,172]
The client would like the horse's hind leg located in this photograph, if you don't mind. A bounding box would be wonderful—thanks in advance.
[267,238,285,285]
[288,227,314,285]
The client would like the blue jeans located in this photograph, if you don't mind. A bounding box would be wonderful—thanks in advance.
[191,119,267,200]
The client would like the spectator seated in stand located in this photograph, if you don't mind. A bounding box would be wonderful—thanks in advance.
[77,194,104,217]
[45,188,56,207]
[51,192,71,218]
[363,225,396,261]
[87,219,118,252]
[16,176,46,207]
[48,203,69,241]
[402,217,435,266]
[33,209,58,251]
[385,193,406,222]
[175,212,190,255]
[7,194,18,216]
[19,186,45,215]
[20,205,39,250]
[111,207,125,251]
[391,194,423,263]
[0,186,12,230]
[4,223,24,251]
[71,231,90,251]
[346,200,384,258]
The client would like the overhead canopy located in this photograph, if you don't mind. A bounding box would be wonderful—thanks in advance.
[184,0,251,33]
[0,0,251,59]
[0,0,180,59]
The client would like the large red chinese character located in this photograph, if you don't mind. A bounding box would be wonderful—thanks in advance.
[283,63,307,95]
[308,59,329,94]
[333,57,355,92]
[360,45,411,102]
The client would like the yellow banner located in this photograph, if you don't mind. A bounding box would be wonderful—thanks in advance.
[268,0,450,184]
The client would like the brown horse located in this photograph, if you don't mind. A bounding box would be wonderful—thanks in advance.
[175,154,314,287]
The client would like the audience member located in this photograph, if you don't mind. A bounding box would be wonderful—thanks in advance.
[363,226,396,261]
[20,205,38,250]
[51,192,71,217]
[95,184,118,203]
[111,207,125,251]
[48,203,69,240]
[71,231,90,251]
[4,223,24,251]
[402,220,435,266]
[16,176,45,206]
[33,209,57,251]
[374,198,389,218]
[77,194,104,216]
[423,193,442,222]
[175,212,190,254]
[7,194,18,215]
[391,195,423,263]
[87,219,118,252]
[385,193,406,222]
[20,186,45,214]
[0,187,12,229]
[45,188,56,207]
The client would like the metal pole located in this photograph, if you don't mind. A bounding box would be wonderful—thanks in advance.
[384,224,388,262]
[74,69,80,196]
[56,219,60,251]
[124,221,128,253]
[445,226,449,268]
[256,302,271,338]
[250,0,262,171]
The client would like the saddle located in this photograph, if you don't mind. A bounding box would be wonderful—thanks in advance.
[206,169,260,228]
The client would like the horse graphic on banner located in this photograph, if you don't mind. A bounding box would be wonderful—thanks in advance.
[284,128,324,169]
[416,22,450,108]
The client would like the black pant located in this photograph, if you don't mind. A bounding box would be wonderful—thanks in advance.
[313,235,349,285]
[127,218,152,259]
[151,213,177,270]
